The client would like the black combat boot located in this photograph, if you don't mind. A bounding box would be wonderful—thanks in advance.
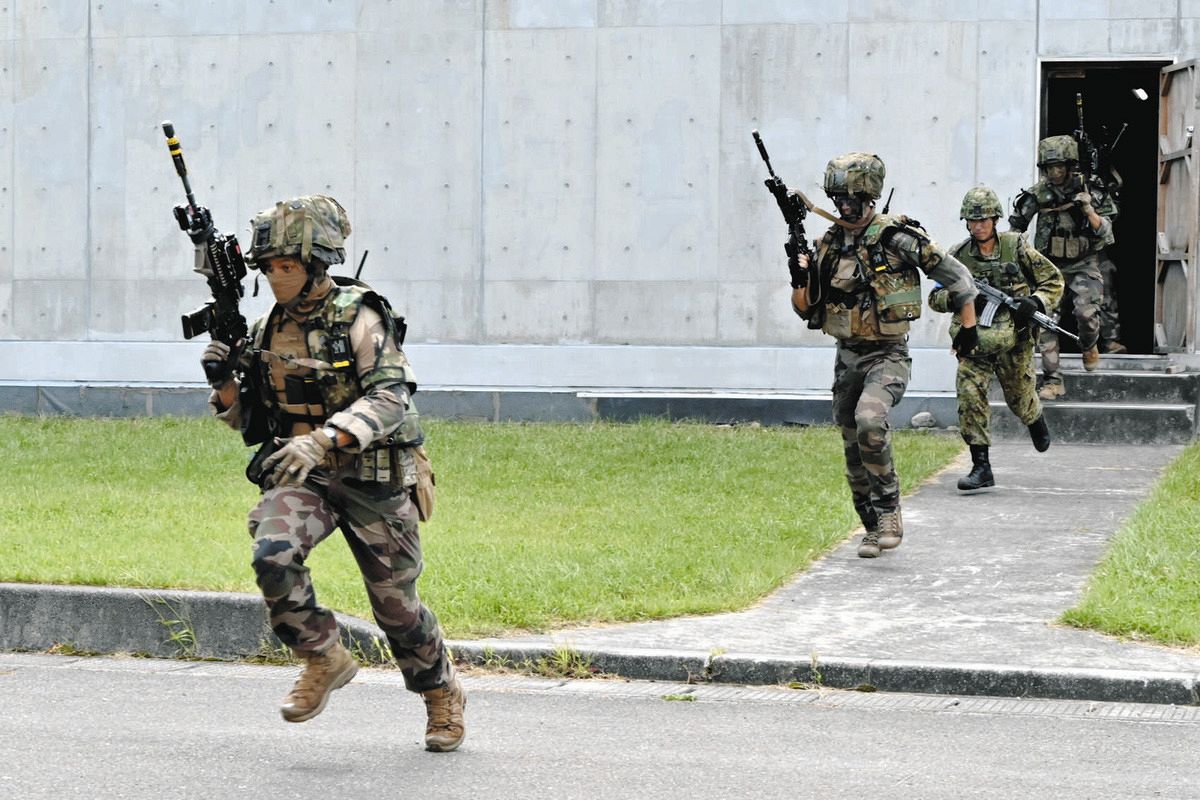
[957,445,995,492]
[1028,414,1051,453]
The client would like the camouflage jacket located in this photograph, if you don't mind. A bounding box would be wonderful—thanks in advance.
[211,277,421,454]
[1008,174,1117,265]
[930,231,1064,355]
[800,212,977,341]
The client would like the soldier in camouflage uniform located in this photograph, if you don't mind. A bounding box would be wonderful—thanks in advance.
[930,187,1064,491]
[790,153,979,557]
[1009,135,1118,399]
[201,195,465,752]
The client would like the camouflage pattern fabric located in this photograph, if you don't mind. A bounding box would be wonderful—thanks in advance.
[247,194,352,268]
[831,339,911,512]
[1039,262,1104,384]
[956,343,1041,446]
[248,473,454,694]
[1097,250,1121,346]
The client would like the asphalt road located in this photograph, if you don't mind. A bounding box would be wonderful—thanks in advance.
[2,653,1198,799]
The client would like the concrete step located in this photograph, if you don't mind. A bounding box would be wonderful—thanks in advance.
[990,400,1197,445]
[1038,353,1179,372]
[989,370,1200,404]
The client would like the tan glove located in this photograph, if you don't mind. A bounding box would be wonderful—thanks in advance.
[262,429,335,487]
[1072,191,1094,214]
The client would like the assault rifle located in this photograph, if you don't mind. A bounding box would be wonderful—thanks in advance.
[974,279,1079,344]
[752,130,813,281]
[1073,92,1126,196]
[162,120,249,385]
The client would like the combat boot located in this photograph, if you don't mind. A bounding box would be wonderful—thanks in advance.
[281,641,359,723]
[857,528,881,558]
[423,677,467,752]
[1082,346,1100,372]
[1103,341,1127,354]
[1038,382,1065,401]
[957,445,994,492]
[1028,414,1051,453]
[877,507,903,550]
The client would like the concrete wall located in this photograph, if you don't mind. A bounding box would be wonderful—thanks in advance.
[0,1,1194,395]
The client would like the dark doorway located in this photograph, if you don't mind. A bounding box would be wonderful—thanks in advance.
[1040,61,1167,354]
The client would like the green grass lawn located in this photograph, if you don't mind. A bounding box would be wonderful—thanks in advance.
[1062,440,1200,647]
[0,415,961,638]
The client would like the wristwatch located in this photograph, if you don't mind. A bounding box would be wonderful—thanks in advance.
[319,426,340,450]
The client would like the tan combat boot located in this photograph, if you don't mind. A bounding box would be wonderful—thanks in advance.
[1082,346,1100,372]
[280,641,359,723]
[1103,341,1127,354]
[422,678,467,752]
[877,508,903,550]
[1038,382,1065,401]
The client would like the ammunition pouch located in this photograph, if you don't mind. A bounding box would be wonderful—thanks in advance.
[1049,235,1083,260]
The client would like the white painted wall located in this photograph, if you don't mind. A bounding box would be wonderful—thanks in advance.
[0,1,1194,391]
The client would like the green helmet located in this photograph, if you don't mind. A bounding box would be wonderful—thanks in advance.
[823,152,885,199]
[246,194,352,270]
[960,186,1003,220]
[1036,135,1078,167]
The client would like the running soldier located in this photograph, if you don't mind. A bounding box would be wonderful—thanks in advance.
[931,187,1064,491]
[790,152,979,557]
[1009,135,1117,399]
[201,195,465,751]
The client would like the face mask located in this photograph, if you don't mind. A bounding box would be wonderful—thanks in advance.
[266,267,308,306]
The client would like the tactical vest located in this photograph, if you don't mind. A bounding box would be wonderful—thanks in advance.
[814,214,923,341]
[1028,178,1103,262]
[948,232,1033,356]
[244,276,424,451]
[951,232,1031,297]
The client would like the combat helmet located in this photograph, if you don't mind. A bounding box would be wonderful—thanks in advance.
[959,186,1003,220]
[823,152,886,199]
[1036,135,1078,167]
[246,194,352,271]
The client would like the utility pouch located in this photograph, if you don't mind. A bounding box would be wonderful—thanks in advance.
[245,437,279,487]
[1064,237,1082,259]
[284,374,323,406]
[410,445,436,522]
[1050,236,1066,258]
[871,272,922,323]
[357,447,393,484]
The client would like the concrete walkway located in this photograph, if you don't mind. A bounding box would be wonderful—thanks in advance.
[3,442,1199,704]
[466,443,1200,703]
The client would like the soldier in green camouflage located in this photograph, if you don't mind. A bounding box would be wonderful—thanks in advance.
[930,187,1064,491]
[790,153,979,557]
[201,195,465,752]
[1009,135,1118,399]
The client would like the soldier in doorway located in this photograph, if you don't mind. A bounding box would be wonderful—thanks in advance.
[930,187,1064,491]
[1009,135,1118,399]
[789,152,979,557]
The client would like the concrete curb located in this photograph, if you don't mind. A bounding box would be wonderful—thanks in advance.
[3,583,1197,706]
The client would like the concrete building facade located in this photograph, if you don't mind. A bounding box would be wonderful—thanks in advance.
[0,1,1196,406]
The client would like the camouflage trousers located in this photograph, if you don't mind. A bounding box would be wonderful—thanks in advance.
[956,339,1041,446]
[1097,250,1121,346]
[1039,256,1104,385]
[247,473,454,693]
[831,339,911,516]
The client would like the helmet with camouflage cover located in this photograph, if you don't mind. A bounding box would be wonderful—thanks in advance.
[246,194,352,271]
[1036,135,1078,167]
[959,186,1003,220]
[823,152,885,200]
